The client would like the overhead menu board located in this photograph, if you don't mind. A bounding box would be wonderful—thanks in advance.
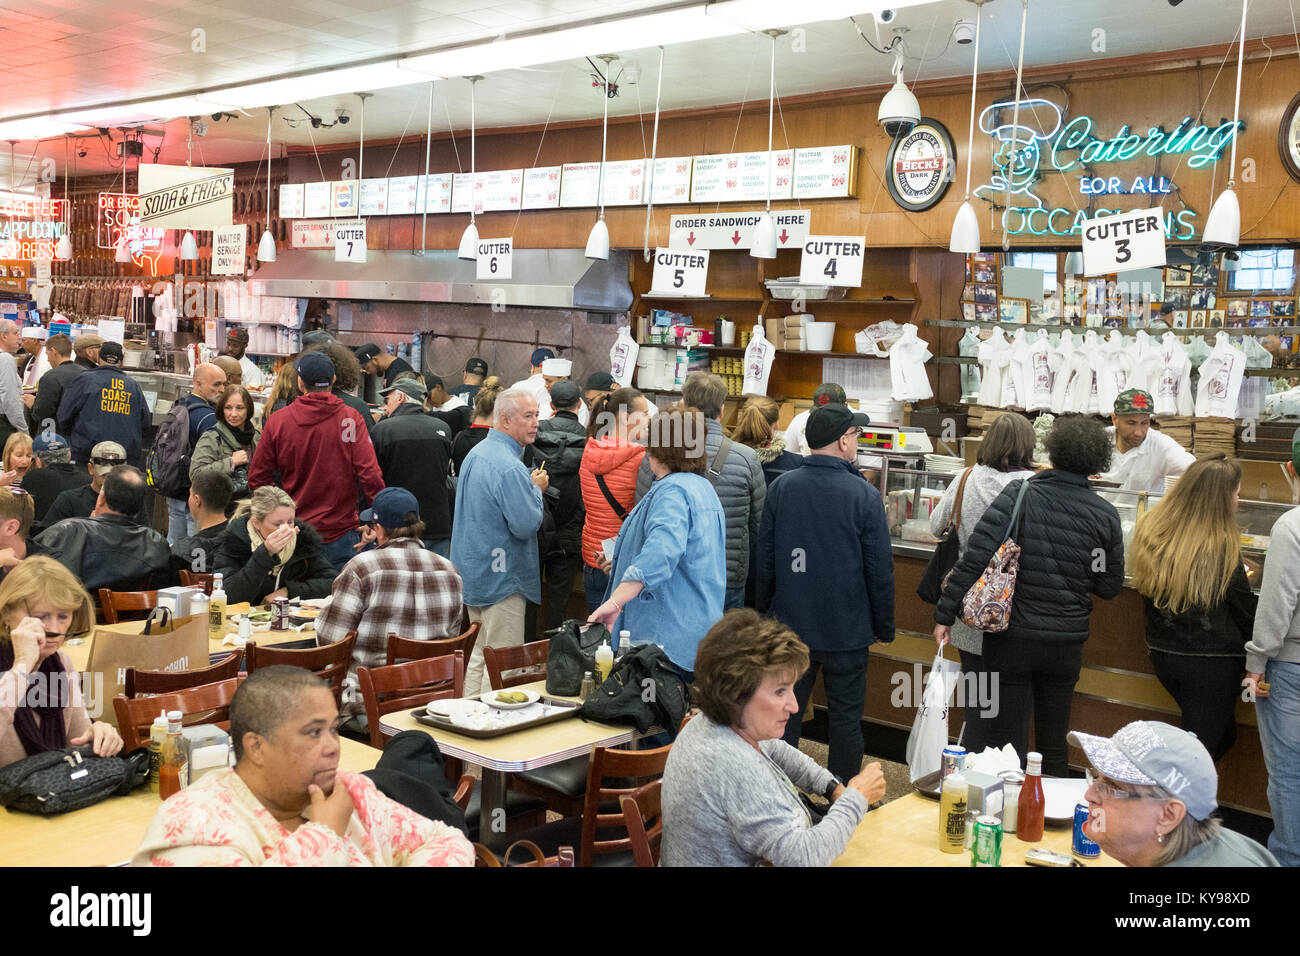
[387,176,418,215]
[792,145,857,199]
[359,178,390,216]
[330,181,358,218]
[690,150,794,203]
[648,157,692,205]
[451,173,483,215]
[303,182,330,218]
[600,159,646,207]
[278,183,304,219]
[419,174,452,213]
[522,167,562,210]
[480,168,523,212]
[559,162,601,208]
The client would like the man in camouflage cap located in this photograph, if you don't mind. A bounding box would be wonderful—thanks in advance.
[1100,387,1194,493]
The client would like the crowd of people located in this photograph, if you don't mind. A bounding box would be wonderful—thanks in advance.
[0,318,1286,868]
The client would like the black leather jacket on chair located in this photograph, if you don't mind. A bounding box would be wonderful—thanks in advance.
[35,513,172,592]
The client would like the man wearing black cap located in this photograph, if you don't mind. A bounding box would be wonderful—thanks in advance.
[355,343,413,389]
[55,341,150,466]
[224,328,265,388]
[371,378,453,556]
[527,379,587,629]
[248,351,386,573]
[449,357,487,405]
[757,403,895,784]
[510,347,556,420]
[316,487,464,718]
[22,432,90,527]
[583,371,615,414]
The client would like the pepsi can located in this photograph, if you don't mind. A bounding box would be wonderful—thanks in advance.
[1072,802,1100,858]
[941,745,967,780]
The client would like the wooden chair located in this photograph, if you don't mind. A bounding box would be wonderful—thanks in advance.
[483,638,549,690]
[97,589,159,625]
[452,773,475,810]
[619,779,663,867]
[385,621,480,666]
[125,650,242,698]
[356,651,464,750]
[178,571,215,594]
[113,677,243,748]
[245,633,357,707]
[578,743,672,867]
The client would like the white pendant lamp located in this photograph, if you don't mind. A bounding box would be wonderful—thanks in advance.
[180,230,198,260]
[54,233,72,261]
[586,55,617,261]
[458,76,481,261]
[1222,251,1240,273]
[1204,0,1248,250]
[751,31,783,259]
[948,1,984,254]
[1000,0,1029,253]
[1063,251,1084,275]
[55,136,72,260]
[258,107,276,263]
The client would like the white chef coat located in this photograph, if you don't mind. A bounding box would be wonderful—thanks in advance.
[429,394,468,413]
[21,350,50,389]
[783,408,811,456]
[508,372,553,419]
[238,355,265,389]
[1102,425,1195,493]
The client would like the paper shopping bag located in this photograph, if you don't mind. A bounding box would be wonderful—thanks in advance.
[85,613,211,730]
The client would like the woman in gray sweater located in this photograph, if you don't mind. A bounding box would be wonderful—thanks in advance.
[928,413,1036,751]
[661,610,885,866]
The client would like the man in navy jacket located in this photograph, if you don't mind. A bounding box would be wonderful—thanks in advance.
[758,403,895,783]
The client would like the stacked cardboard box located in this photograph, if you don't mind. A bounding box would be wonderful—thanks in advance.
[1192,417,1236,457]
[1155,416,1193,453]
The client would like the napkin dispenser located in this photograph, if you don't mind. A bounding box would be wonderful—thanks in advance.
[965,770,1003,820]
[156,586,194,618]
[181,724,232,784]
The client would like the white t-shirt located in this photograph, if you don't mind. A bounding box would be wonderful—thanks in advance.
[783,408,811,456]
[430,394,468,413]
[238,355,265,389]
[508,372,553,419]
[1102,426,1195,493]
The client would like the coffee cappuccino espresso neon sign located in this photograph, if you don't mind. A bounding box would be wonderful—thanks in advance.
[973,97,1239,240]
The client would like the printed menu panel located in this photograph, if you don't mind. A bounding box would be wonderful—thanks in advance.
[330,180,359,217]
[647,156,692,205]
[451,173,484,215]
[418,174,452,213]
[600,159,646,206]
[690,150,794,203]
[387,176,419,214]
[559,162,601,208]
[793,145,856,199]
[278,183,304,219]
[303,181,331,218]
[522,167,562,209]
[480,168,523,212]
[359,178,390,216]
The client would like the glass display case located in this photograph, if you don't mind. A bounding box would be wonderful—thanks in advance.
[878,464,962,547]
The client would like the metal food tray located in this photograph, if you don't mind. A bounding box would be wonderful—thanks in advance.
[411,697,582,738]
[764,279,847,301]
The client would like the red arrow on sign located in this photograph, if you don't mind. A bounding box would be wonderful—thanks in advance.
[778,229,789,244]
[730,230,741,245]
[686,231,696,246]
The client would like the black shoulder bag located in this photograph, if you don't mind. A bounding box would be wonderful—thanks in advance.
[917,467,972,605]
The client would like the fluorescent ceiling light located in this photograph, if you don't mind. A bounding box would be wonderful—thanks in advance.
[706,0,935,32]
[203,63,421,111]
[0,118,91,140]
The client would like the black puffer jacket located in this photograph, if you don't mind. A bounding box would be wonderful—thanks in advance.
[213,517,336,605]
[935,470,1124,642]
[528,411,587,546]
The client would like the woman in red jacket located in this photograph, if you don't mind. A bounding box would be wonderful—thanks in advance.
[579,387,650,612]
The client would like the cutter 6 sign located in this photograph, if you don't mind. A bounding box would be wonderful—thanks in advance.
[884,119,955,212]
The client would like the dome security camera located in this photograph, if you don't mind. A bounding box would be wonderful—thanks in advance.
[874,9,897,24]
[877,50,920,136]
[953,18,976,44]
[336,109,351,125]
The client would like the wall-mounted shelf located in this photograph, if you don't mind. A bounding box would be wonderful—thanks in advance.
[928,319,1298,337]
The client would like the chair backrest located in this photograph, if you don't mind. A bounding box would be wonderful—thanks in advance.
[385,621,480,666]
[483,638,549,690]
[244,633,357,706]
[125,650,242,698]
[113,676,243,748]
[579,742,672,867]
[619,779,663,868]
[97,589,159,625]
[178,571,215,594]
[356,651,464,750]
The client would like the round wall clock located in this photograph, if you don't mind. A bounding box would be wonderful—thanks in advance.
[1278,91,1300,181]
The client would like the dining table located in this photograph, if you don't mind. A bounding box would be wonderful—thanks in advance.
[0,737,380,867]
[834,790,1122,867]
[379,679,636,847]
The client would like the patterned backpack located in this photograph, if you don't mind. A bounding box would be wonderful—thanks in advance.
[961,480,1032,633]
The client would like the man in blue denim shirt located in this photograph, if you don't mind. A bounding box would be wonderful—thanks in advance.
[451,389,548,695]
[758,403,895,783]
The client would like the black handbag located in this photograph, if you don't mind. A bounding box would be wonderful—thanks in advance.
[545,619,611,696]
[0,745,150,815]
[917,467,972,605]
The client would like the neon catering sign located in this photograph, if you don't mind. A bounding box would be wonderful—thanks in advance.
[972,98,1240,241]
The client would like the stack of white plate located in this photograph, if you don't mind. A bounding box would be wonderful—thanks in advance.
[925,454,966,473]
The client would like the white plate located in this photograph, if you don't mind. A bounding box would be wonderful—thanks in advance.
[1042,777,1090,823]
[480,689,540,710]
[425,699,489,719]
[298,598,330,608]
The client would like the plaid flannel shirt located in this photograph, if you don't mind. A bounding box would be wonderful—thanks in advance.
[316,539,464,712]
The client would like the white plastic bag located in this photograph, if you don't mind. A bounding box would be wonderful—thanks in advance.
[742,323,776,395]
[905,651,962,783]
[610,326,639,387]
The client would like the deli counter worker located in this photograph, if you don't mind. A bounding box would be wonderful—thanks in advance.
[1100,388,1195,493]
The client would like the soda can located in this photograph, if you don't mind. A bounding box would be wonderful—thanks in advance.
[971,815,1002,867]
[272,597,290,630]
[1073,802,1101,858]
[941,745,967,780]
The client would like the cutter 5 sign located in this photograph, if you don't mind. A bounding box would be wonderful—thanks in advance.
[884,118,954,212]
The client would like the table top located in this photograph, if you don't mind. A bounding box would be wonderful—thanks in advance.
[379,680,635,772]
[834,791,1122,867]
[0,737,379,867]
[61,620,312,675]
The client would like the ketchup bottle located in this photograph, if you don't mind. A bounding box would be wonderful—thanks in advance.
[1017,751,1046,842]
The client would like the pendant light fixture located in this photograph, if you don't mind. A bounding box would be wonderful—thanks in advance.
[948,1,984,254]
[586,54,617,261]
[1000,0,1029,253]
[1203,0,1248,249]
[114,136,131,263]
[457,76,482,260]
[179,122,197,261]
[55,136,72,260]
[257,107,276,263]
[750,30,783,259]
[1063,251,1083,275]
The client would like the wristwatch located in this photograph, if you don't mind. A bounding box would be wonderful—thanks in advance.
[823,776,842,801]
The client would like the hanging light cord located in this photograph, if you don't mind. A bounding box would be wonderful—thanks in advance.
[765,33,775,215]
[643,45,665,262]
[597,67,609,222]
[265,107,273,233]
[963,5,981,202]
[1227,0,1249,187]
[1003,0,1028,251]
[470,78,477,225]
[421,81,433,255]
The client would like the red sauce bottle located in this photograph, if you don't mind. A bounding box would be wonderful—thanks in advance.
[1016,751,1046,842]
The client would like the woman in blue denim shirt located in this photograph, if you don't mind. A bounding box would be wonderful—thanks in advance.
[588,406,726,676]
